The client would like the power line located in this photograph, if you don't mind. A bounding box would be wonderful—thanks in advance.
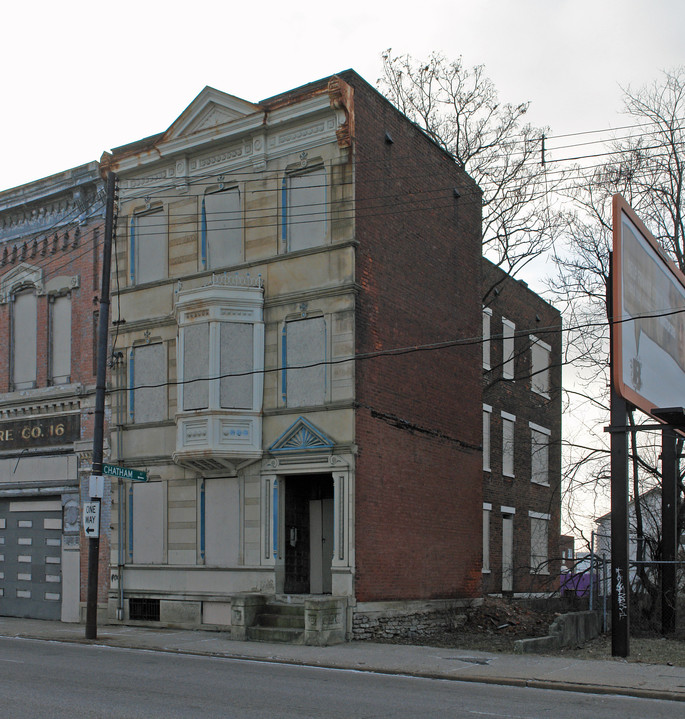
[117,305,685,393]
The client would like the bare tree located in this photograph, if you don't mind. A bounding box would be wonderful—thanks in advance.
[551,68,685,593]
[378,50,567,277]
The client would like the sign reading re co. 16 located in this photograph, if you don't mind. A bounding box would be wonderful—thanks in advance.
[0,414,80,450]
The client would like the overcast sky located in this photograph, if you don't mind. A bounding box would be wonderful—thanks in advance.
[2,0,683,193]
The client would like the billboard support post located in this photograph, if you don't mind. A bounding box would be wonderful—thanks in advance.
[609,387,630,657]
[661,426,677,634]
[609,251,630,657]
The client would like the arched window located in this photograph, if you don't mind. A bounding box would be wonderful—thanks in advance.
[11,286,38,390]
[49,292,71,385]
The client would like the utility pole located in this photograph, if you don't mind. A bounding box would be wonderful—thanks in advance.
[86,171,117,640]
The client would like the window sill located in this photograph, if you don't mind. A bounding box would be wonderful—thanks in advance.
[482,569,491,574]
[529,570,550,576]
[0,382,85,405]
[531,389,551,400]
[531,480,550,487]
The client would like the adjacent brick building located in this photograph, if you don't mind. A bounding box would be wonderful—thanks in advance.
[481,258,563,596]
[0,163,107,621]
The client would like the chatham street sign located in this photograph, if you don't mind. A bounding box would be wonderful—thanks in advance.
[102,463,148,482]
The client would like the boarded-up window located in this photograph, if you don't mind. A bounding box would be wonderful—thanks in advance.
[530,516,549,574]
[220,322,253,409]
[502,319,515,379]
[132,482,164,564]
[134,209,166,284]
[530,336,551,396]
[483,308,491,369]
[205,189,242,269]
[502,413,515,477]
[482,505,491,572]
[483,405,492,471]
[183,324,209,410]
[531,426,550,485]
[12,289,37,390]
[286,317,325,407]
[132,343,166,423]
[502,513,514,592]
[50,295,71,384]
[204,477,240,567]
[287,167,326,251]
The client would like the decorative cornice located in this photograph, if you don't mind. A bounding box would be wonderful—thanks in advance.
[0,175,102,244]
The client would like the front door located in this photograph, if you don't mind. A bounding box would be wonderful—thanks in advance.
[284,475,333,594]
[502,514,514,593]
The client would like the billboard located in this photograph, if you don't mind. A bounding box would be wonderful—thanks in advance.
[612,194,685,417]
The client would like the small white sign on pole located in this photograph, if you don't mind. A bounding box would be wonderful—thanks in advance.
[89,475,104,499]
[83,501,101,539]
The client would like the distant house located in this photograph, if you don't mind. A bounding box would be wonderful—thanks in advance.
[595,487,685,589]
[481,259,563,597]
[559,534,576,571]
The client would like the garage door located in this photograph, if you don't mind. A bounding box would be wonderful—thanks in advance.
[0,498,62,620]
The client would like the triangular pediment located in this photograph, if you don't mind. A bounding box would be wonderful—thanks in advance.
[164,86,261,141]
[269,417,334,453]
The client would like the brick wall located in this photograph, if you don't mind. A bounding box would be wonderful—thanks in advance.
[0,222,102,392]
[482,259,563,595]
[0,215,109,605]
[347,75,484,602]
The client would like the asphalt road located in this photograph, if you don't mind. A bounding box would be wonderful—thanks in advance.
[0,636,681,718]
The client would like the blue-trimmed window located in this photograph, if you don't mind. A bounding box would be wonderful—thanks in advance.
[131,208,166,285]
[129,343,166,424]
[283,166,327,251]
[201,188,242,270]
[281,316,326,407]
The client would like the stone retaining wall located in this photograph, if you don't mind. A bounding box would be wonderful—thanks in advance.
[352,599,471,640]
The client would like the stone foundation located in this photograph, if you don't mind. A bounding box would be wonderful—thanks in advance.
[352,598,476,640]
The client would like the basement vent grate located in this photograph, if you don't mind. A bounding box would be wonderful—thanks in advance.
[129,597,160,621]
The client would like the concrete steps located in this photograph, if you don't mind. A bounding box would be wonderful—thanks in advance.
[246,602,305,644]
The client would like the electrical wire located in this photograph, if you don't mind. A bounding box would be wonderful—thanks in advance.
[119,305,685,393]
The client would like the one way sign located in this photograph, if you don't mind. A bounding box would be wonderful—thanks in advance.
[83,501,101,539]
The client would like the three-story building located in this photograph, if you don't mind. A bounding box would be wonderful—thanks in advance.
[101,71,484,642]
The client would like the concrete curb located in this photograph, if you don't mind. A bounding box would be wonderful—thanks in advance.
[3,629,685,704]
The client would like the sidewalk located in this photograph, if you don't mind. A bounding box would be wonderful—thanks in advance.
[1,616,685,703]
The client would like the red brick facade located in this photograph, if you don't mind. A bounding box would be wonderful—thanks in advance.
[0,164,109,620]
[349,76,484,602]
[482,259,562,595]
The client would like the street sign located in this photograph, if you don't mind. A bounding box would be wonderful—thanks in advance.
[102,463,147,482]
[83,501,100,538]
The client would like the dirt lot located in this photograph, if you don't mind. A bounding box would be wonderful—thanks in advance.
[386,597,685,667]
